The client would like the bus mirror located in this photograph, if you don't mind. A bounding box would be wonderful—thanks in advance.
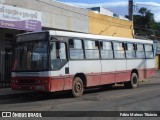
[56,41,60,50]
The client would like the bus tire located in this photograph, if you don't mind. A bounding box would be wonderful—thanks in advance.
[72,77,84,97]
[124,73,139,89]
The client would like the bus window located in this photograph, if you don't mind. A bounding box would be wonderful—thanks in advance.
[69,39,84,59]
[59,43,67,59]
[136,44,145,58]
[113,42,125,58]
[100,41,113,59]
[126,43,136,58]
[50,42,56,59]
[145,44,154,58]
[14,41,48,71]
[50,42,67,70]
[84,40,99,59]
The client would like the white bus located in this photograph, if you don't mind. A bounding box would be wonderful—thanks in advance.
[11,30,156,97]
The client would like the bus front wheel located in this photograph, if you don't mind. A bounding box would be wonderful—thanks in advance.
[124,73,139,89]
[72,77,84,97]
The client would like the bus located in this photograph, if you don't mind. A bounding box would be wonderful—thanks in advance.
[11,30,156,97]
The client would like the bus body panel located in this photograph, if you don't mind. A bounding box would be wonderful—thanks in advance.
[69,60,101,87]
[101,59,129,84]
[11,30,156,93]
[126,59,156,80]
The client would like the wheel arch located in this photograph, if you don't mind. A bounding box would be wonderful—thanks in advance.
[74,73,87,87]
[131,69,139,78]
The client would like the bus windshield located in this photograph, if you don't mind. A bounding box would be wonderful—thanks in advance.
[13,41,48,71]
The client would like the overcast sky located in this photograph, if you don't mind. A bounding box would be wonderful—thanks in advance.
[56,0,160,22]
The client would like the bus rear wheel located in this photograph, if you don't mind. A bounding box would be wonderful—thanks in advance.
[124,73,139,89]
[72,77,84,97]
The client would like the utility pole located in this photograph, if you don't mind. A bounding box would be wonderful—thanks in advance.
[129,0,133,21]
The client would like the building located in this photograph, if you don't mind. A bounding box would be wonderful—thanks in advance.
[88,7,133,38]
[155,41,160,69]
[0,0,133,88]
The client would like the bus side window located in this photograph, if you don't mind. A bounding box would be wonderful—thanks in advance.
[136,44,145,58]
[50,42,67,70]
[84,40,100,59]
[113,42,125,59]
[145,44,154,58]
[50,42,57,59]
[69,39,84,59]
[59,43,67,59]
[126,43,136,58]
[100,41,113,59]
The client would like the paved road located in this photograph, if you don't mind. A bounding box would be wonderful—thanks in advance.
[0,72,160,120]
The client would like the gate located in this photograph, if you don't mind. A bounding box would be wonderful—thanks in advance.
[0,51,12,88]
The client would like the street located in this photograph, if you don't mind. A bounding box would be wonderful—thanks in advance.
[0,71,160,120]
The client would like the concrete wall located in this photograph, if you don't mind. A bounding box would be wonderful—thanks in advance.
[4,0,89,33]
[88,11,133,38]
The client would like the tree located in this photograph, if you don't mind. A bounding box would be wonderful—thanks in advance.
[134,7,154,28]
[133,7,160,39]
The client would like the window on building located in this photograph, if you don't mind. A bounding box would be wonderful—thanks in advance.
[136,44,145,58]
[69,39,84,59]
[126,43,136,58]
[145,44,154,58]
[84,40,99,59]
[113,42,125,58]
[100,41,113,59]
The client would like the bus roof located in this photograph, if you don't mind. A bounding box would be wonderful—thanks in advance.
[49,30,153,44]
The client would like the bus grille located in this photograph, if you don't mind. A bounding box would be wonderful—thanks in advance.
[18,79,37,85]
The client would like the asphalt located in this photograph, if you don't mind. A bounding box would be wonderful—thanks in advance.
[0,71,160,120]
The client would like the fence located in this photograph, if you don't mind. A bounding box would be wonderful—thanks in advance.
[0,51,12,88]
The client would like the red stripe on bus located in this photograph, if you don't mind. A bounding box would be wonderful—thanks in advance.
[11,68,156,92]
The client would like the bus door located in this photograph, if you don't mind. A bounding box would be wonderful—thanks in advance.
[50,41,70,91]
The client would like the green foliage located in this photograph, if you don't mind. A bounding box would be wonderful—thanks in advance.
[134,7,155,28]
[133,7,160,39]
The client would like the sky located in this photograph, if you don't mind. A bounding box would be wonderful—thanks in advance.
[56,0,160,22]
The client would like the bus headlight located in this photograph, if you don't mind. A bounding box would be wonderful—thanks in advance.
[42,80,48,84]
[37,79,49,84]
[37,80,41,84]
[11,80,15,83]
[12,80,18,83]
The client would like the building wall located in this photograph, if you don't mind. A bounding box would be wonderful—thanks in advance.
[4,0,89,33]
[0,28,24,52]
[88,11,133,38]
[3,0,133,37]
[156,55,160,69]
[0,29,5,52]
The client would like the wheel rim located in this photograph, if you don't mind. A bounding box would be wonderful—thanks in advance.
[74,82,82,93]
[133,76,137,85]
